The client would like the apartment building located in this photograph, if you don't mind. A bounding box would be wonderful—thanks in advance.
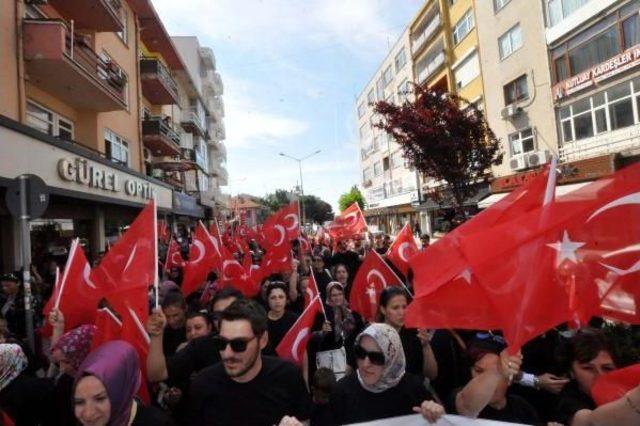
[0,0,217,270]
[356,28,423,235]
[172,36,229,218]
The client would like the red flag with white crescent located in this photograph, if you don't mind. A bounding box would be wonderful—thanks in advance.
[326,203,367,241]
[386,223,419,276]
[350,250,404,322]
[276,296,321,365]
[164,238,185,272]
[182,221,222,296]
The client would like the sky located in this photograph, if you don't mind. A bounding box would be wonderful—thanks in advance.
[153,0,423,213]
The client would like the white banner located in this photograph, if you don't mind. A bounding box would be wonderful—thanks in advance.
[349,414,527,426]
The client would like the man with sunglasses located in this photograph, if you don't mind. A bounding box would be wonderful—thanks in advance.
[186,299,311,426]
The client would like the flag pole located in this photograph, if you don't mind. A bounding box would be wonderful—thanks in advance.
[372,249,414,297]
[153,197,159,309]
[310,269,327,321]
[54,238,79,311]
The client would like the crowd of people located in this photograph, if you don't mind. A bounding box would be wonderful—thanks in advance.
[0,227,639,426]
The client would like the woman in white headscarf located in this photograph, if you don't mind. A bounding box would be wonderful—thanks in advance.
[329,323,445,424]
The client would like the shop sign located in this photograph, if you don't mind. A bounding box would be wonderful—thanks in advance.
[57,157,156,200]
[553,45,640,101]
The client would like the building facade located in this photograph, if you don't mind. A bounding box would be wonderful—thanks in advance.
[0,0,226,271]
[356,28,422,235]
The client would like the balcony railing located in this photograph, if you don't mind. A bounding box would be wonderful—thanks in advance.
[140,57,179,105]
[23,19,127,111]
[417,51,445,84]
[48,0,123,32]
[411,14,441,55]
[142,117,181,156]
[181,107,206,136]
[559,126,640,162]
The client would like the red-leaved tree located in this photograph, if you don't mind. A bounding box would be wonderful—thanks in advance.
[373,85,502,209]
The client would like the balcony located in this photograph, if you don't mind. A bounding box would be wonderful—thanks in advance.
[48,0,123,32]
[411,13,441,57]
[208,158,228,185]
[207,96,225,120]
[23,19,127,111]
[142,117,181,156]
[199,47,216,70]
[181,107,206,136]
[195,150,207,172]
[417,51,445,84]
[208,120,226,141]
[140,57,179,105]
[202,70,224,96]
[559,125,640,162]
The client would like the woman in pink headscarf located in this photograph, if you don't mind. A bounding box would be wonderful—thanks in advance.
[73,340,174,426]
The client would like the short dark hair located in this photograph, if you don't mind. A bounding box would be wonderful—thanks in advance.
[162,291,186,310]
[186,310,212,326]
[558,328,619,372]
[210,287,244,311]
[220,299,268,336]
[420,234,430,242]
[266,282,289,300]
[311,367,337,400]
[466,334,507,366]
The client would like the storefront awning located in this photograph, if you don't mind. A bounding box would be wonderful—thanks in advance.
[418,185,490,211]
[478,182,591,209]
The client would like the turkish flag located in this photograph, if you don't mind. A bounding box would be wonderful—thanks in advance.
[164,238,184,272]
[460,162,640,350]
[305,270,321,309]
[157,220,170,243]
[386,224,419,276]
[218,243,261,298]
[91,200,156,292]
[182,221,223,297]
[278,201,301,240]
[350,250,404,322]
[299,236,312,256]
[410,165,555,299]
[326,203,367,241]
[43,239,103,333]
[592,364,640,406]
[119,303,151,404]
[90,307,122,351]
[276,296,321,365]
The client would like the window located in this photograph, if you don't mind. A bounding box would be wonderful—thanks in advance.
[373,161,382,176]
[385,92,395,105]
[397,78,410,101]
[104,129,129,166]
[623,13,640,50]
[559,78,640,144]
[383,66,393,87]
[359,123,370,140]
[503,75,529,105]
[454,50,480,89]
[452,9,474,45]
[117,8,128,45]
[367,89,375,104]
[26,101,74,141]
[547,0,590,27]
[499,24,523,59]
[509,128,535,156]
[568,26,618,75]
[357,103,366,118]
[395,49,407,72]
[363,167,373,182]
[494,0,511,12]
[390,151,403,168]
[376,77,384,100]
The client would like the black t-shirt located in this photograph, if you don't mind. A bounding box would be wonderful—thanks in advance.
[475,394,541,424]
[313,269,333,301]
[132,401,176,426]
[329,372,431,425]
[399,328,425,377]
[0,374,54,425]
[265,311,298,355]
[163,325,187,357]
[430,329,471,411]
[166,334,221,385]
[186,356,312,426]
[555,380,596,425]
[51,373,75,426]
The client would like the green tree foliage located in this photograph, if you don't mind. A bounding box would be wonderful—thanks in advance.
[261,189,292,212]
[301,195,333,224]
[338,186,365,212]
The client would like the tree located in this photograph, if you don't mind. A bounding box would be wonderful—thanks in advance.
[261,189,292,212]
[301,195,333,224]
[373,85,502,209]
[338,186,366,212]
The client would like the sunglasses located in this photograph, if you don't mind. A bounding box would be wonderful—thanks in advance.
[212,335,257,353]
[354,345,385,366]
[475,332,506,345]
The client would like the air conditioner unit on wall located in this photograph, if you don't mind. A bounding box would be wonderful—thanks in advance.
[501,104,522,120]
[143,148,151,162]
[526,150,551,168]
[509,155,527,171]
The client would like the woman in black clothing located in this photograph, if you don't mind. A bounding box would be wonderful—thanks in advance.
[0,272,41,340]
[329,323,444,425]
[264,282,298,355]
[0,343,54,425]
[376,287,438,380]
[74,340,174,426]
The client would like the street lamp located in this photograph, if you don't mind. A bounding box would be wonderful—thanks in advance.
[279,149,321,227]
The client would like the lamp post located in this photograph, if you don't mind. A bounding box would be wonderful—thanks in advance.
[279,149,321,228]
